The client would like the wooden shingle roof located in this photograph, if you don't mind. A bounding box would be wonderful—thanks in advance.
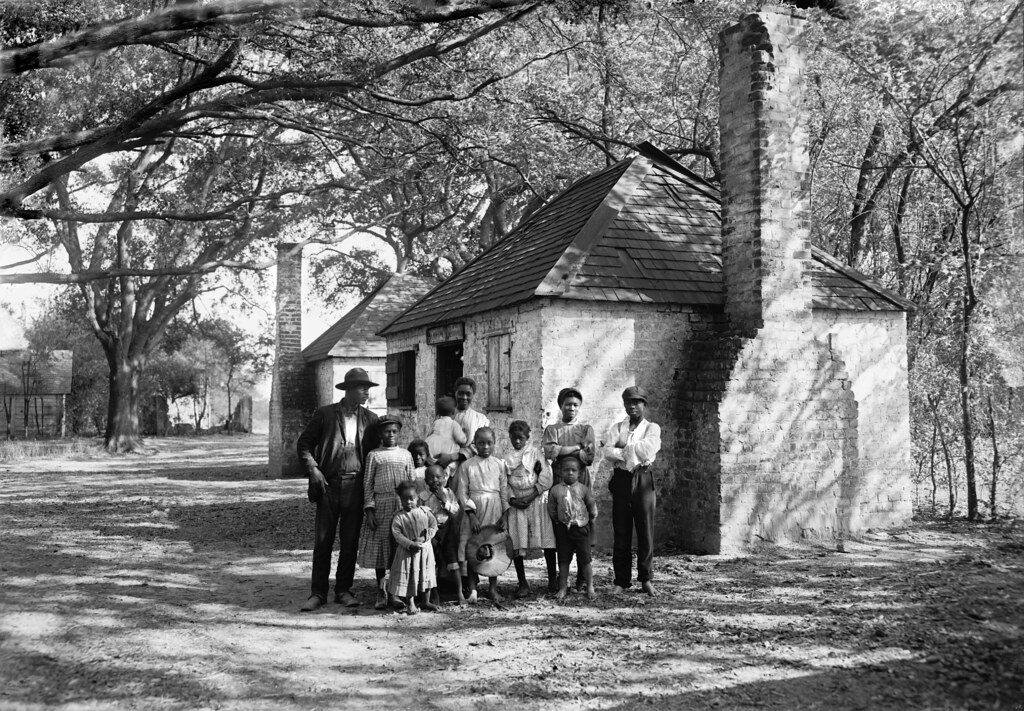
[380,144,913,336]
[302,273,434,362]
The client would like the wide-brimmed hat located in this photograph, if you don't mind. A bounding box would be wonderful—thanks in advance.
[466,525,513,577]
[335,367,379,390]
[621,385,648,403]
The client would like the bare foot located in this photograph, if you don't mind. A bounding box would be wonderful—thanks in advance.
[611,585,626,595]
[406,603,418,615]
[421,601,439,612]
[456,593,468,607]
[642,581,657,597]
[466,589,478,604]
[514,582,531,599]
[488,588,504,604]
[555,587,568,601]
[586,586,597,601]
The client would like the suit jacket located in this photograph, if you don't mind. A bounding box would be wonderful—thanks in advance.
[296,403,380,480]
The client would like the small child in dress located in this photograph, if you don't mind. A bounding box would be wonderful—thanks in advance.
[457,426,510,603]
[425,396,467,462]
[503,420,557,597]
[419,464,465,606]
[408,439,430,494]
[389,480,439,615]
[357,415,415,610]
[548,453,598,601]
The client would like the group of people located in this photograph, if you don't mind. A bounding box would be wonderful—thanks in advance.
[297,367,661,614]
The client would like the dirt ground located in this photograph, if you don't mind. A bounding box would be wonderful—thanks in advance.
[1,436,1021,710]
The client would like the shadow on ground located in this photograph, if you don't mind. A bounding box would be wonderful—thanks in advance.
[1,437,1021,710]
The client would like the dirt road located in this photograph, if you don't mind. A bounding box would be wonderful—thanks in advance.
[1,436,1021,710]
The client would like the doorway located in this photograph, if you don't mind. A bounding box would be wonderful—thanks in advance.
[435,341,464,400]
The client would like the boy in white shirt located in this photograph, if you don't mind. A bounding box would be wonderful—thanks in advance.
[601,385,661,596]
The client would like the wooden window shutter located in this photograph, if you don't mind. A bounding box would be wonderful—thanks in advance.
[486,334,512,410]
[385,353,400,404]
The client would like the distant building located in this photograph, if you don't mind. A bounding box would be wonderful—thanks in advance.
[302,273,435,413]
[0,350,73,438]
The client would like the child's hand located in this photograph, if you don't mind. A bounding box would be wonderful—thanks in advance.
[409,542,422,552]
[533,460,543,475]
[365,509,378,531]
[468,511,481,533]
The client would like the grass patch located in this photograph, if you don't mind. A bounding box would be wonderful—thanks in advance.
[0,438,101,463]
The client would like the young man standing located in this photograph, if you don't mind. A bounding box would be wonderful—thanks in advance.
[297,368,380,611]
[602,386,661,597]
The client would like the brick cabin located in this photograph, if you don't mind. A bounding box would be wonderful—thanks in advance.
[375,7,915,553]
[0,349,73,439]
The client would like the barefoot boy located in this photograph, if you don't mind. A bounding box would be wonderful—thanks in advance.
[547,453,597,601]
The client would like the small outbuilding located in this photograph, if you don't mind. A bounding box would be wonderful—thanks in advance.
[379,8,916,553]
[0,349,73,439]
[301,273,434,413]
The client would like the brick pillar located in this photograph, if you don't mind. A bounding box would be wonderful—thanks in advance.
[718,7,813,332]
[269,243,313,477]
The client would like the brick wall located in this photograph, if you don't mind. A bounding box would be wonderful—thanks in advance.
[269,243,315,478]
[540,299,706,549]
[813,310,914,528]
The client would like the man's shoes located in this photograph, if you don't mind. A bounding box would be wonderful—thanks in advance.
[335,591,361,607]
[300,595,325,612]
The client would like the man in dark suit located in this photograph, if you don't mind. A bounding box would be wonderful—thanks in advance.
[297,368,380,611]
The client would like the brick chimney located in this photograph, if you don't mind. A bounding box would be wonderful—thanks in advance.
[268,242,313,477]
[718,7,813,332]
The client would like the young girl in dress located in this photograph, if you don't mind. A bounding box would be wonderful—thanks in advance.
[456,426,510,603]
[408,439,430,493]
[357,415,415,610]
[503,420,557,597]
[389,480,439,615]
[425,396,467,463]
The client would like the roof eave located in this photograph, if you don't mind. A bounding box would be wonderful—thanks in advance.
[811,246,917,312]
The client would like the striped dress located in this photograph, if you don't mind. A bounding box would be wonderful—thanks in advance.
[357,447,415,570]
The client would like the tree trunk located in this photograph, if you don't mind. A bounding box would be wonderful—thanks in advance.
[104,344,144,453]
[892,169,913,295]
[987,393,999,519]
[929,417,938,513]
[957,206,979,521]
[929,395,956,517]
[850,119,885,266]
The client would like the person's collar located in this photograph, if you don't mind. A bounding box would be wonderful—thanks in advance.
[561,416,579,426]
[338,400,360,415]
